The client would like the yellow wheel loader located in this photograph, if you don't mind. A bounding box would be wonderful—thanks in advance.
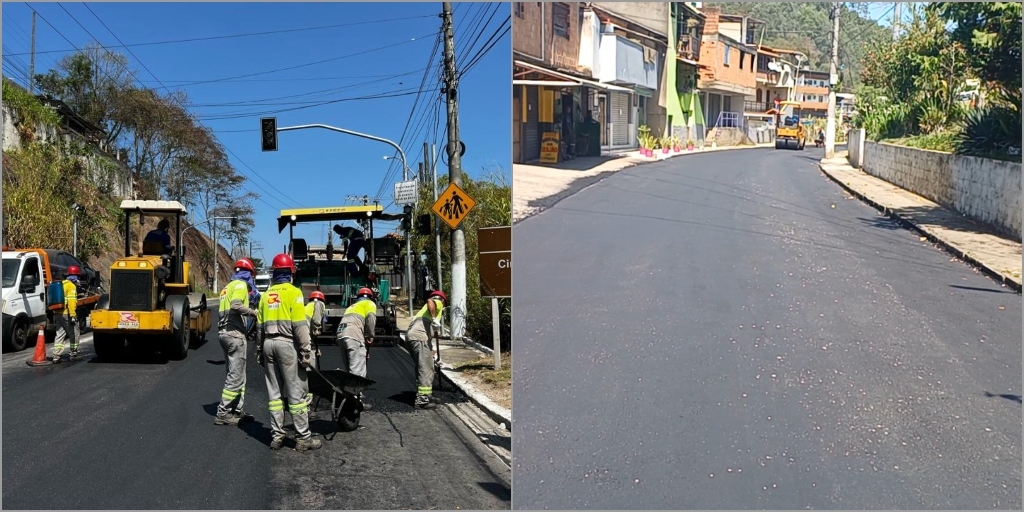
[772,100,807,151]
[88,200,213,360]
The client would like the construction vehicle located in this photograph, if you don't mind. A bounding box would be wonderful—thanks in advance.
[277,204,404,345]
[88,200,213,360]
[1,247,104,352]
[772,100,807,150]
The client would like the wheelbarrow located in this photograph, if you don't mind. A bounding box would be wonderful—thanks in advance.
[306,364,376,433]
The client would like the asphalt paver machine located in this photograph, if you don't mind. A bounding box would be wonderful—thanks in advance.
[276,204,404,347]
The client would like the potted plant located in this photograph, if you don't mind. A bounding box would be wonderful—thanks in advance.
[671,136,682,152]
[660,137,672,154]
[686,139,695,151]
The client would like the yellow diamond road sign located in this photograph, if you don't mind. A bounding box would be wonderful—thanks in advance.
[431,182,477,230]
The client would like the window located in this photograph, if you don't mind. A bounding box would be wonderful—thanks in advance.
[514,2,524,18]
[723,45,731,66]
[552,2,570,38]
[739,53,744,70]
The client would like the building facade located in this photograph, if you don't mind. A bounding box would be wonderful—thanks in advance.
[665,2,705,145]
[696,7,760,146]
[795,69,831,117]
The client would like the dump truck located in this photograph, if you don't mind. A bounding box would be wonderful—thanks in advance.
[1,247,104,352]
[772,100,807,150]
[277,205,404,345]
[88,200,213,360]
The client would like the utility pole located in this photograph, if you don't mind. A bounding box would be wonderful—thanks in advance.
[29,12,36,93]
[431,143,443,294]
[441,2,466,340]
[892,3,902,41]
[825,1,840,159]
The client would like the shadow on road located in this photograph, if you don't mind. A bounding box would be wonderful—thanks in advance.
[85,348,171,365]
[857,215,904,231]
[202,402,277,446]
[984,391,1023,404]
[950,284,1017,294]
[475,481,511,502]
[206,359,226,365]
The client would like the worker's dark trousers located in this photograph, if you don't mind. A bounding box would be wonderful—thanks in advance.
[403,332,434,401]
[263,338,312,441]
[52,314,77,358]
[216,330,247,417]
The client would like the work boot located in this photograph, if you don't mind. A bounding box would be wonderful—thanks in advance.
[427,395,442,404]
[294,437,322,451]
[414,395,437,410]
[232,410,255,423]
[269,437,285,450]
[69,350,79,361]
[214,414,241,426]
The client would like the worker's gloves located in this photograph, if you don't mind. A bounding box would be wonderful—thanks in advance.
[431,320,441,330]
[70,316,78,326]
[300,351,314,368]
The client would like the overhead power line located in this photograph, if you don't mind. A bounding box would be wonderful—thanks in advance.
[5,13,436,56]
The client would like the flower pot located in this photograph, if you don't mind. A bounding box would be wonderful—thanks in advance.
[662,148,670,154]
[687,145,694,151]
[673,147,681,153]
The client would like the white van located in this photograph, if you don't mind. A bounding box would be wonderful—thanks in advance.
[254,274,271,292]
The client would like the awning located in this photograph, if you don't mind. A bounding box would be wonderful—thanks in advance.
[632,87,654,98]
[514,60,633,93]
[512,80,580,87]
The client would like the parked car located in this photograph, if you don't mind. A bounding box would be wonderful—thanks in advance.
[44,250,102,291]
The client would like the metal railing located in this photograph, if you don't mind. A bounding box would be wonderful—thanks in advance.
[743,100,772,113]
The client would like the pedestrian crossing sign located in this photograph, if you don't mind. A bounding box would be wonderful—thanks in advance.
[431,182,477,230]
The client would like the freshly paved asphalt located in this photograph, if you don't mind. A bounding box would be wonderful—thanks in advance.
[512,147,1022,510]
[2,310,510,510]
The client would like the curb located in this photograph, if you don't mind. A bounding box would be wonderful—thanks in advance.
[819,160,1023,294]
[438,364,512,431]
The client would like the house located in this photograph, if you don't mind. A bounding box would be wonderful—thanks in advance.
[665,2,706,145]
[695,7,762,146]
[578,2,669,151]
[795,69,831,118]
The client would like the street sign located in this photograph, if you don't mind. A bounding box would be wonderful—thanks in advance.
[394,180,418,206]
[478,226,510,298]
[431,182,477,230]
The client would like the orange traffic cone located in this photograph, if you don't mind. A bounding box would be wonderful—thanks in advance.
[26,326,53,367]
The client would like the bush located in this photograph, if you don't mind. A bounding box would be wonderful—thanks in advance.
[955,104,1023,161]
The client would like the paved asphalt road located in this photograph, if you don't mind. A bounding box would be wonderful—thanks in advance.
[512,147,1021,510]
[2,310,510,510]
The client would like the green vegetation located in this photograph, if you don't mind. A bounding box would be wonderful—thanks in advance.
[409,170,511,351]
[854,3,1021,161]
[2,78,61,140]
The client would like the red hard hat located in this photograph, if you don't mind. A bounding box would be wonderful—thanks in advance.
[271,253,295,271]
[429,290,447,304]
[66,265,81,276]
[234,258,255,273]
[356,287,373,298]
[309,291,325,301]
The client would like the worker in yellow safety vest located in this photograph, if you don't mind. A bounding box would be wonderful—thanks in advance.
[337,287,376,409]
[213,258,258,426]
[403,290,446,410]
[51,266,81,363]
[256,253,321,452]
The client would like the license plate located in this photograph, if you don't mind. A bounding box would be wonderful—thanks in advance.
[117,321,140,329]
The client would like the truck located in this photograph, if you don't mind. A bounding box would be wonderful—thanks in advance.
[88,200,213,360]
[2,247,105,352]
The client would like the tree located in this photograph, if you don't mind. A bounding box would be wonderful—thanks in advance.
[929,2,1022,94]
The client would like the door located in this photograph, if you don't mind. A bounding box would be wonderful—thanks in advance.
[523,86,541,161]
[597,95,609,147]
[20,257,45,324]
[611,92,630,146]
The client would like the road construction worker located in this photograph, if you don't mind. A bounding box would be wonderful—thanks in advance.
[214,258,259,426]
[404,290,446,409]
[302,290,327,404]
[143,218,173,254]
[257,253,321,451]
[338,287,376,379]
[51,266,81,363]
[332,224,366,275]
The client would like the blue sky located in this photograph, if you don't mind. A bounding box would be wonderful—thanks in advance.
[2,2,510,264]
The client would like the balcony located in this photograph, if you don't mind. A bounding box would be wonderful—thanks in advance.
[744,100,773,114]
[676,34,699,62]
[598,34,659,90]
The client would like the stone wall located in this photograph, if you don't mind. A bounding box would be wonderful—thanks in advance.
[854,137,1021,241]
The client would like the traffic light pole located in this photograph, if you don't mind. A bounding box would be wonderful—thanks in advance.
[271,122,415,313]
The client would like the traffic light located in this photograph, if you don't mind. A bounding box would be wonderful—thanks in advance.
[261,117,277,152]
[415,214,431,235]
[401,205,413,232]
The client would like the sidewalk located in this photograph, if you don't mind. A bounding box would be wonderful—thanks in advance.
[514,142,774,223]
[820,153,1022,292]
[395,311,511,429]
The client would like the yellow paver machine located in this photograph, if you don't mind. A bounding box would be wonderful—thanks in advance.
[771,100,807,150]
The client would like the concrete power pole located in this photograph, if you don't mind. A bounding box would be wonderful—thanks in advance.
[29,12,36,93]
[441,2,466,339]
[893,3,902,41]
[825,2,840,159]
